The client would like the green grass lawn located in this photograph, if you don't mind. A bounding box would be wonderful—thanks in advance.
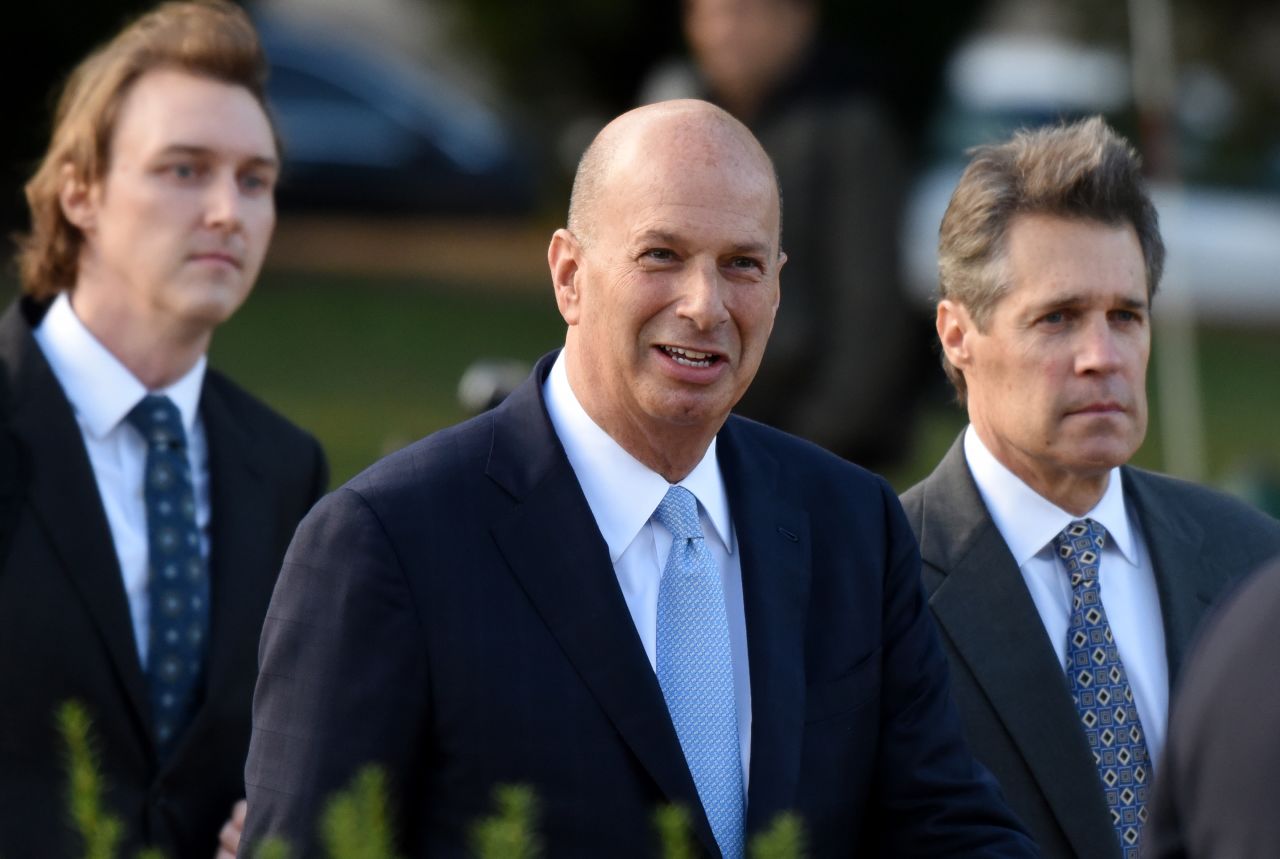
[212,270,1280,505]
[208,271,567,485]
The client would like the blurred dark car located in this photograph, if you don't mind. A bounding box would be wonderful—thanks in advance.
[255,10,537,216]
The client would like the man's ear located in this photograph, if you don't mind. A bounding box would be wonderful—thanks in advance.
[771,250,786,315]
[936,299,976,370]
[58,163,98,233]
[548,228,584,325]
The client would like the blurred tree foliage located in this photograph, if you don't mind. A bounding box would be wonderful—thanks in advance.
[471,785,542,859]
[59,698,812,858]
[1022,0,1280,187]
[58,701,123,859]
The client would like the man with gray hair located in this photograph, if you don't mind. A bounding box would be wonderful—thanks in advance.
[900,116,1280,859]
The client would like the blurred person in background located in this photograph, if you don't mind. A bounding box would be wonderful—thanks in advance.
[900,117,1280,859]
[0,2,327,856]
[1145,555,1280,858]
[641,0,927,472]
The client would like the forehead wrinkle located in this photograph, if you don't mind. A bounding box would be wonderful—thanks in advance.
[575,101,781,255]
[155,143,279,165]
[1034,291,1148,305]
[629,221,774,258]
[601,106,774,192]
[112,71,276,156]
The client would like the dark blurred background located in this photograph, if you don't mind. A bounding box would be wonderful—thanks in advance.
[5,0,1280,509]
[2,0,984,229]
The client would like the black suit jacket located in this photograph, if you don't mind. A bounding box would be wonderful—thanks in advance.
[1146,556,1280,858]
[244,353,1035,858]
[900,434,1280,859]
[0,298,328,859]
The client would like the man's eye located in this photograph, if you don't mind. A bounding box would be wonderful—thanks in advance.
[643,249,675,262]
[240,173,274,193]
[729,256,763,271]
[1040,311,1066,325]
[167,163,201,180]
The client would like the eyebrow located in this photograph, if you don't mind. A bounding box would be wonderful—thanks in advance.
[631,229,682,248]
[725,240,774,258]
[156,144,279,170]
[631,229,773,257]
[1029,293,1149,314]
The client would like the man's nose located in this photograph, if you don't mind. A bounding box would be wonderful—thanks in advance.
[679,260,731,331]
[204,173,244,231]
[1076,317,1124,374]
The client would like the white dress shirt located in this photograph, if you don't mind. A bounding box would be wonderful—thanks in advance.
[544,353,752,786]
[34,292,211,667]
[964,425,1169,767]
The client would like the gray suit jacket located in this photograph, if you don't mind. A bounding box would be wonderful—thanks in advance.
[900,434,1280,859]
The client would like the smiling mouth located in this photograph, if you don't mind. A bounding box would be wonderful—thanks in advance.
[658,345,720,368]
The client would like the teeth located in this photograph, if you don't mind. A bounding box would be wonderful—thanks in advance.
[661,345,715,367]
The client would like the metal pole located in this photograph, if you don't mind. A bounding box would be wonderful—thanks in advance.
[1127,0,1207,481]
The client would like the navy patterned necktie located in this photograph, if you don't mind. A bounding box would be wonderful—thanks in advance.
[653,486,745,859]
[126,394,209,758]
[1055,518,1150,858]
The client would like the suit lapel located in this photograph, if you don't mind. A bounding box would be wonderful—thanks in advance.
[1121,469,1210,685]
[485,357,720,856]
[919,438,1119,859]
[0,301,152,736]
[716,421,810,835]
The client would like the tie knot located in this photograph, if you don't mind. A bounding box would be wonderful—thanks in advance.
[1053,518,1107,579]
[653,486,704,542]
[126,395,187,450]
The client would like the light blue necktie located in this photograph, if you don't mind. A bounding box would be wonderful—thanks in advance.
[1056,518,1150,858]
[653,486,745,859]
[127,394,209,758]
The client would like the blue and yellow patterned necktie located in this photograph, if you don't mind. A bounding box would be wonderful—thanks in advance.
[126,394,209,758]
[1055,518,1150,858]
[653,486,744,859]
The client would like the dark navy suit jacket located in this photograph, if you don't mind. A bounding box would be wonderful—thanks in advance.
[0,297,328,859]
[244,352,1035,857]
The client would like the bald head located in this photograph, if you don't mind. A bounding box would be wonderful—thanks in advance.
[547,98,786,482]
[567,99,781,248]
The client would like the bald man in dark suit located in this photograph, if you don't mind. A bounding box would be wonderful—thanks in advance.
[244,99,1035,858]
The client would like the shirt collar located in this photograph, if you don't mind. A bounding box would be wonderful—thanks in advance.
[33,291,207,440]
[964,424,1137,566]
[543,351,734,562]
